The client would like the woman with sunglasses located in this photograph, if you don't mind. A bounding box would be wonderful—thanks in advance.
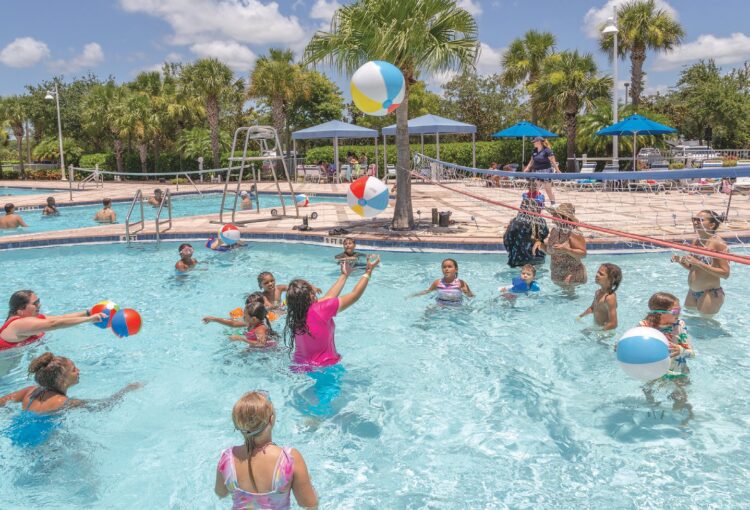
[670,210,730,316]
[0,290,106,351]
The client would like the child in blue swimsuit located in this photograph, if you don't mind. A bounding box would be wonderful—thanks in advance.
[499,264,540,295]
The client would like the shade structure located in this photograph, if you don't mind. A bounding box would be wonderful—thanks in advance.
[492,121,558,164]
[381,114,477,170]
[291,120,379,181]
[596,114,677,169]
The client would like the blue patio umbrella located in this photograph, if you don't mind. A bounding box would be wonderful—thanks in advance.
[596,114,677,169]
[492,121,558,164]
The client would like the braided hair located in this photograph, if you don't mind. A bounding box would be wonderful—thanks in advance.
[283,279,316,353]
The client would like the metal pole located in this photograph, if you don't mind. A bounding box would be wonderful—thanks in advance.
[292,139,297,182]
[383,134,387,172]
[421,134,424,156]
[334,136,339,184]
[374,136,379,178]
[522,137,526,165]
[472,133,476,168]
[612,13,619,168]
[436,133,440,161]
[54,83,66,181]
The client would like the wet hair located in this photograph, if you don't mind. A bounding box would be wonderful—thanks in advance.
[600,263,622,294]
[232,391,274,492]
[644,292,679,328]
[245,301,276,338]
[521,264,537,276]
[28,352,72,394]
[257,271,274,288]
[46,197,56,207]
[698,209,726,232]
[102,198,112,207]
[178,243,192,253]
[442,258,459,272]
[8,290,35,318]
[245,292,265,306]
[283,279,316,353]
[154,188,162,195]
[5,203,14,214]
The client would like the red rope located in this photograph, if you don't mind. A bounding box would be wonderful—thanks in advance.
[410,172,750,265]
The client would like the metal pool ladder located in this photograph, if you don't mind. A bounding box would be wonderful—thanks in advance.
[124,189,145,244]
[155,188,172,242]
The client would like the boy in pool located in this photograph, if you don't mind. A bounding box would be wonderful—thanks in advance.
[94,198,116,223]
[175,243,197,272]
[147,188,166,207]
[334,237,365,266]
[499,264,540,295]
[42,197,59,216]
[240,190,253,210]
[0,203,28,229]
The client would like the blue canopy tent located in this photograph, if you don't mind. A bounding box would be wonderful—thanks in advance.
[492,121,558,165]
[291,120,379,181]
[596,114,677,169]
[381,114,477,168]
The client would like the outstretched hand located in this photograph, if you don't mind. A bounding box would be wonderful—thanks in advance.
[365,254,381,272]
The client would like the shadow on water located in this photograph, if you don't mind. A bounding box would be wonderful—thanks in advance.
[682,314,731,340]
[594,393,694,443]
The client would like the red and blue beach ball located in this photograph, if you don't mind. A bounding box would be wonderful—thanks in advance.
[89,300,120,329]
[347,176,389,218]
[111,309,142,338]
[295,194,309,207]
[218,224,241,245]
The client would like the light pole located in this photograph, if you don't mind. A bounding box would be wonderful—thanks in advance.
[624,83,630,106]
[602,15,619,167]
[45,83,66,180]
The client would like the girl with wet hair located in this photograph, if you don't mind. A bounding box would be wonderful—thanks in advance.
[579,263,622,331]
[204,298,278,347]
[215,391,318,508]
[0,352,141,446]
[671,209,730,316]
[0,290,107,351]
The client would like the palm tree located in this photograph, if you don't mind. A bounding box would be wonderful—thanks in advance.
[1,96,28,178]
[180,58,234,169]
[119,91,152,173]
[600,0,684,108]
[536,51,612,170]
[305,0,478,230]
[501,30,556,124]
[249,48,309,147]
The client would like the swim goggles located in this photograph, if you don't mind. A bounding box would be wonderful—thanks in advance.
[235,390,272,435]
[650,307,681,316]
[180,246,194,256]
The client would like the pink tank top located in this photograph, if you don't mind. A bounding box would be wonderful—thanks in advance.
[292,298,341,370]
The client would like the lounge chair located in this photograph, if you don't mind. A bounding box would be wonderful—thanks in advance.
[384,164,397,184]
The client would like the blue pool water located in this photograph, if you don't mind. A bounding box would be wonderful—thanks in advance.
[0,186,68,196]
[0,193,345,235]
[1,242,749,508]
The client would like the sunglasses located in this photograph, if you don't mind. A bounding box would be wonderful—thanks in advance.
[32,299,41,307]
[651,307,681,316]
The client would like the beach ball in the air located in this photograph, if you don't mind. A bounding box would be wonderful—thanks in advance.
[295,194,309,207]
[219,224,241,245]
[90,300,120,329]
[615,327,670,382]
[347,176,389,218]
[350,61,405,116]
[111,309,142,338]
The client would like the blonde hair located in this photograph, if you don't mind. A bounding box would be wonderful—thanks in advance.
[232,391,274,491]
[542,139,551,149]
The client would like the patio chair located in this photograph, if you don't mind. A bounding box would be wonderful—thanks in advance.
[303,166,322,183]
[384,164,397,184]
[735,160,750,192]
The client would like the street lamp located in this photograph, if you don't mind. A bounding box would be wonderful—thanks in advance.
[45,82,66,180]
[602,15,619,167]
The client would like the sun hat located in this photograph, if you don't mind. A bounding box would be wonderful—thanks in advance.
[546,203,578,223]
[240,191,248,197]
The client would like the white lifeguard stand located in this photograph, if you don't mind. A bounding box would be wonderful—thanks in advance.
[213,126,299,225]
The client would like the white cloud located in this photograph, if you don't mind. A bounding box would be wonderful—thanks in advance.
[190,40,257,71]
[476,42,504,75]
[120,0,306,47]
[49,42,104,72]
[0,37,50,68]
[457,0,482,16]
[654,32,750,70]
[310,0,341,20]
[582,0,678,39]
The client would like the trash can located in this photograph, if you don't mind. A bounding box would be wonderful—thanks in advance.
[438,211,451,227]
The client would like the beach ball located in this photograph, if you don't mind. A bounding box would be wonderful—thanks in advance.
[350,61,405,116]
[219,224,241,245]
[89,300,120,329]
[111,309,142,338]
[615,327,670,382]
[347,176,389,218]
[295,194,309,207]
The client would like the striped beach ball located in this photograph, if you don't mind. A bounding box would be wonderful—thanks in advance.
[89,300,120,329]
[350,61,405,117]
[219,224,241,245]
[295,194,309,207]
[615,327,670,382]
[347,176,389,218]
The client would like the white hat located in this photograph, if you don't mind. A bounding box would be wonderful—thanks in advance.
[240,191,248,197]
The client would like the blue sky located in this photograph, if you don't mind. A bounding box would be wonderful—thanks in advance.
[1,0,749,99]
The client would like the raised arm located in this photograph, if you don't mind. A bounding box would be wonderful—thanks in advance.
[67,382,142,412]
[7,312,106,339]
[291,448,319,510]
[322,265,351,300]
[554,232,587,260]
[203,316,247,328]
[338,256,380,312]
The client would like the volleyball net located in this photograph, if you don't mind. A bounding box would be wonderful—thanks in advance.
[412,154,750,265]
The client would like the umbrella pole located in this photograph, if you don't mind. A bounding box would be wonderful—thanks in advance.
[522,137,526,166]
[374,136,379,178]
[436,133,440,161]
[421,134,424,156]
[633,132,637,171]
[472,133,476,168]
[334,136,339,183]
[383,134,387,175]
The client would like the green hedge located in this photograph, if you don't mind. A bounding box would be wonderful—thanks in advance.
[79,153,110,168]
[303,139,569,169]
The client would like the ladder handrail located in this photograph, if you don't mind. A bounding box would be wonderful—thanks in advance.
[124,189,145,243]
[155,188,172,241]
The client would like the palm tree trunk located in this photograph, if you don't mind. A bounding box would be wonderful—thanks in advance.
[114,138,124,173]
[630,46,646,108]
[392,80,414,230]
[565,110,577,172]
[154,137,161,172]
[529,72,539,124]
[207,96,220,169]
[138,142,148,173]
[13,127,25,179]
[271,97,285,147]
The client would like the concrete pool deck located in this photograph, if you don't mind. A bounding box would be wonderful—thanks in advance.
[1,179,749,252]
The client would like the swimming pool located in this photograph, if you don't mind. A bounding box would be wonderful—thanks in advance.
[0,193,345,235]
[0,186,68,196]
[1,242,748,508]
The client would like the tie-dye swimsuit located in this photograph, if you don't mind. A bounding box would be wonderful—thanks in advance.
[217,445,295,510]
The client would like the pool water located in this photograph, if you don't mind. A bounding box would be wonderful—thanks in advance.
[0,193,345,235]
[0,186,68,196]
[1,243,749,508]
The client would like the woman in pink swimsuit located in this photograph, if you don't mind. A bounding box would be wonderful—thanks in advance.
[1,290,106,351]
[215,391,318,509]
